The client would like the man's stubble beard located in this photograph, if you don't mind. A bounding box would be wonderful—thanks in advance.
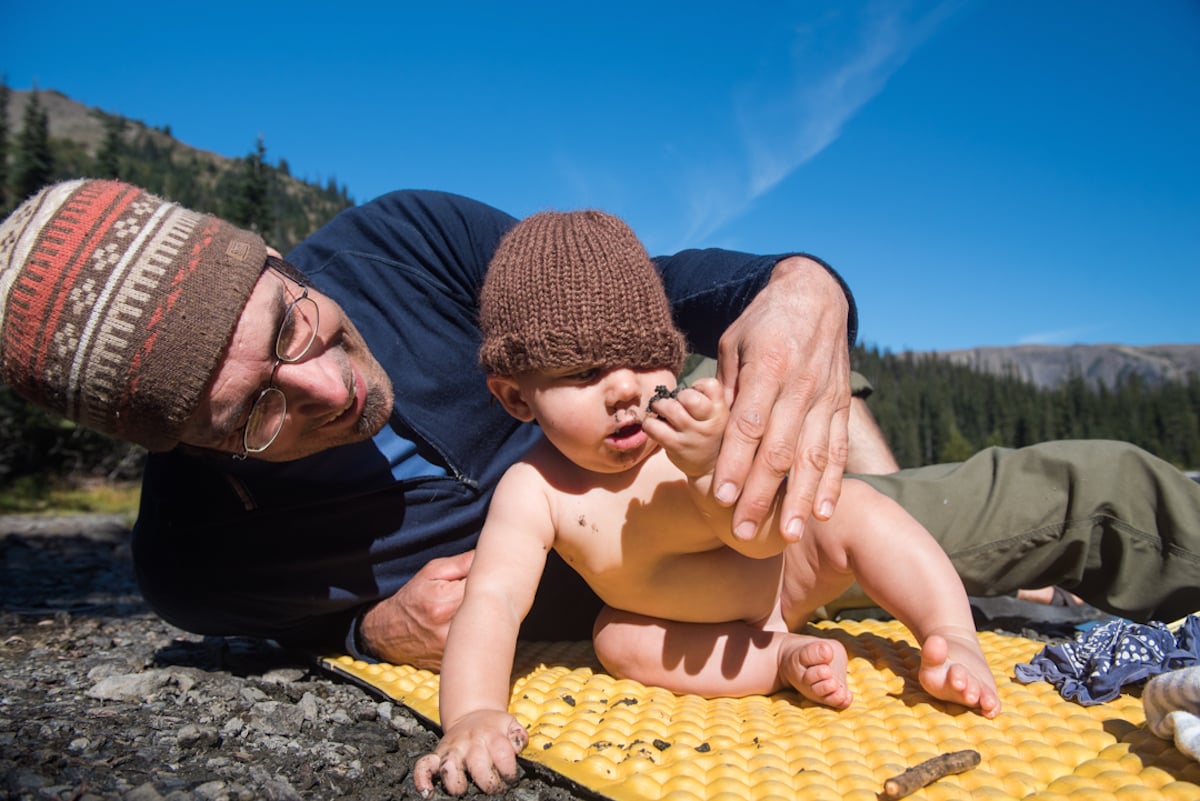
[355,372,394,440]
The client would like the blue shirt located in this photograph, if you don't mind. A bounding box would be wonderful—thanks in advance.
[131,189,857,654]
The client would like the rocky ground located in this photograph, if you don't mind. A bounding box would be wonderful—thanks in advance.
[1,514,1109,801]
[0,514,586,801]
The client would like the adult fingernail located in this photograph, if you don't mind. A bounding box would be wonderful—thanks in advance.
[716,483,737,504]
[818,500,834,519]
[735,521,757,541]
[785,517,804,538]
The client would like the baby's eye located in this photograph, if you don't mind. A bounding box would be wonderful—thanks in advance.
[568,367,600,383]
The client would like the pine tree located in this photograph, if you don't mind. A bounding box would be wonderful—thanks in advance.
[227,134,273,237]
[13,89,53,198]
[94,112,126,179]
[0,77,10,212]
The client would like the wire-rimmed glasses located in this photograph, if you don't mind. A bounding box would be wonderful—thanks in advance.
[234,281,320,459]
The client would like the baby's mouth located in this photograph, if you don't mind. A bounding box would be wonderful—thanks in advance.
[614,422,641,438]
[606,421,647,450]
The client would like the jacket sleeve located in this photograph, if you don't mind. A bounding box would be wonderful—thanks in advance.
[654,248,858,358]
[286,188,518,307]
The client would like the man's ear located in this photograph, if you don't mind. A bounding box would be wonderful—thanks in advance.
[486,375,535,422]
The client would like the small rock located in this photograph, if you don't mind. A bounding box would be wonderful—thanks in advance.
[193,779,228,801]
[261,667,306,684]
[247,700,305,736]
[261,777,305,801]
[297,691,319,722]
[86,670,169,702]
[176,723,219,749]
[123,782,166,801]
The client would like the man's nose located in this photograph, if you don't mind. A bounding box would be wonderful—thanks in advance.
[274,353,350,416]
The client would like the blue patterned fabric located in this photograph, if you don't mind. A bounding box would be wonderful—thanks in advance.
[1014,616,1200,705]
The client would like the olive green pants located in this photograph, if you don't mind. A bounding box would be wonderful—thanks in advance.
[856,439,1200,622]
[677,360,1198,621]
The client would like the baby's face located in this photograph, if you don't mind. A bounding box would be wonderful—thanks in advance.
[516,365,677,474]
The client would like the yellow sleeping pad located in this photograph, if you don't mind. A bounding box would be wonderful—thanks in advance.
[321,619,1200,800]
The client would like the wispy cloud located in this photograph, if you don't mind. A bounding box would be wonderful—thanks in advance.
[680,1,963,246]
[1018,326,1105,346]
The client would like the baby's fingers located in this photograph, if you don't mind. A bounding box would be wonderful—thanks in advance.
[414,752,466,798]
[647,381,722,427]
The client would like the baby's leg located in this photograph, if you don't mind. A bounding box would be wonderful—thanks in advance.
[795,479,1001,716]
[593,607,851,707]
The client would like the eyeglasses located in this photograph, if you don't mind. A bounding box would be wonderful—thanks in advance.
[234,280,320,459]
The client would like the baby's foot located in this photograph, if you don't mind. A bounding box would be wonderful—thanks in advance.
[917,633,1001,718]
[779,635,852,709]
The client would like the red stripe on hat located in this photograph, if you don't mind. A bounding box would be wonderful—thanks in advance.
[118,216,223,435]
[9,181,141,398]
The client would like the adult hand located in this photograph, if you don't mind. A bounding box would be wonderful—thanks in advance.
[358,550,474,669]
[715,255,851,543]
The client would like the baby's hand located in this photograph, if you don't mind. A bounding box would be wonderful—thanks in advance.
[412,710,528,797]
[644,377,728,478]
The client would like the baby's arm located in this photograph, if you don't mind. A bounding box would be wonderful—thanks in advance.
[413,465,555,797]
[808,481,1000,717]
[644,377,791,557]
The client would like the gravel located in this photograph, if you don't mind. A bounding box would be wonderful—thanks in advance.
[1,514,1099,801]
[0,515,587,801]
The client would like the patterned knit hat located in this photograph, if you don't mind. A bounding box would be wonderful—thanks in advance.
[0,179,267,451]
[479,209,686,376]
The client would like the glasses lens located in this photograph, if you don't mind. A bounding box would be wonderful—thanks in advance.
[277,296,319,362]
[243,387,287,452]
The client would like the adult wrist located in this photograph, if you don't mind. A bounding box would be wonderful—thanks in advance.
[771,254,857,350]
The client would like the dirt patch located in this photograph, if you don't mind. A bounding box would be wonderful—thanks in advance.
[0,515,589,801]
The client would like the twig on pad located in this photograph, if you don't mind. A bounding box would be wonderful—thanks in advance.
[881,749,981,799]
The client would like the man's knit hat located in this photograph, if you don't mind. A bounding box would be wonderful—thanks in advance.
[0,179,268,451]
[479,210,686,377]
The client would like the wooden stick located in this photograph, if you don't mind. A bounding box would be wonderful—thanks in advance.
[881,749,981,799]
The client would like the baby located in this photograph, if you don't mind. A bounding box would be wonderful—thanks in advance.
[414,210,998,797]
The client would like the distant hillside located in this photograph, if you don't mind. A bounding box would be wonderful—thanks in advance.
[929,344,1200,390]
[3,88,353,251]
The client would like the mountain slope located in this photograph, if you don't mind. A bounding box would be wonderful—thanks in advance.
[931,344,1200,389]
[4,88,351,251]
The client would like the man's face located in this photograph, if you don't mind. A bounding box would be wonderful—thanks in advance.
[182,265,394,461]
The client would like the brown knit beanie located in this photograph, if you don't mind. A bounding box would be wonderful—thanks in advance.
[0,179,268,451]
[479,210,686,377]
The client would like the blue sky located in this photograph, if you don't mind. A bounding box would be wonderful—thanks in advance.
[4,1,1197,352]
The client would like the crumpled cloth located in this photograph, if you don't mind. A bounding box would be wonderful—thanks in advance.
[1143,666,1200,762]
[1014,615,1200,705]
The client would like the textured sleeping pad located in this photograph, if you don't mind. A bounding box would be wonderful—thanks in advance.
[321,619,1200,800]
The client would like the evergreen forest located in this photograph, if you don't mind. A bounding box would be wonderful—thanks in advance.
[0,85,353,249]
[853,345,1200,470]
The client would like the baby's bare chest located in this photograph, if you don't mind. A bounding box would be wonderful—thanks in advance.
[550,479,781,622]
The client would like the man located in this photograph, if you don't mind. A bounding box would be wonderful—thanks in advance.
[1,180,1197,669]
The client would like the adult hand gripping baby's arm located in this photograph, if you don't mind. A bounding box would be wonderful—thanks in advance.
[358,550,475,670]
[714,256,851,544]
